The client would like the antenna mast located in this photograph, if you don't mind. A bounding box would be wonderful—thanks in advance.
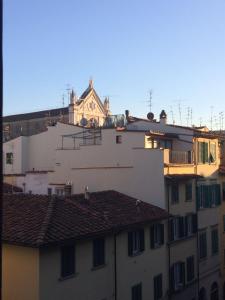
[148,89,153,112]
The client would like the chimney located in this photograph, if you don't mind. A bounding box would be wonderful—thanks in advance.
[84,186,90,200]
[125,110,129,120]
[159,110,167,125]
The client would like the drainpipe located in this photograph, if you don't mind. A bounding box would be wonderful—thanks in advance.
[114,233,117,300]
[195,177,200,299]
[166,182,171,300]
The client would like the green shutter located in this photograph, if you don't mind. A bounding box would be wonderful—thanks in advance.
[196,186,200,210]
[215,184,221,206]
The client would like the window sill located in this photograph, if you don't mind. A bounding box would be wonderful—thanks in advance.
[129,251,144,257]
[152,244,163,249]
[199,257,207,262]
[59,273,78,281]
[168,234,196,245]
[91,264,106,271]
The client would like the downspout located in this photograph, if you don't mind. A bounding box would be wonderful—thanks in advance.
[167,182,171,300]
[195,177,200,298]
[114,233,117,300]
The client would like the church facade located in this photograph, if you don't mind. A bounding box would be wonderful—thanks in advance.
[3,80,111,141]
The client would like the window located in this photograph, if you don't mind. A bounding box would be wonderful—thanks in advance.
[223,182,225,201]
[198,142,209,164]
[128,229,145,256]
[47,188,52,196]
[210,282,219,300]
[186,256,195,282]
[199,287,207,300]
[196,184,221,209]
[93,238,105,268]
[185,183,192,201]
[171,184,179,204]
[116,135,122,144]
[170,262,185,292]
[209,143,216,163]
[169,217,182,241]
[185,214,197,237]
[132,283,142,300]
[199,231,207,259]
[150,224,164,249]
[6,152,13,164]
[169,215,197,242]
[154,274,163,300]
[211,228,219,255]
[55,188,64,196]
[60,245,75,278]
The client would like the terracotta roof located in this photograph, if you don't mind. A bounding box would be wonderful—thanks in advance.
[3,107,68,122]
[3,182,23,193]
[3,191,168,248]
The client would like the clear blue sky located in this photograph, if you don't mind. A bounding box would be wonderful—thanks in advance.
[4,0,225,129]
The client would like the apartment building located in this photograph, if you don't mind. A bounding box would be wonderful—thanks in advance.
[3,110,223,299]
[3,191,168,300]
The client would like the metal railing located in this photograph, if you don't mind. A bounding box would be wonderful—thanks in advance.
[169,150,193,164]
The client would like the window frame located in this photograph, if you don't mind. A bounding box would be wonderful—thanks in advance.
[92,238,105,268]
[60,244,75,278]
[6,152,13,165]
[199,231,207,260]
[132,283,142,300]
[128,229,145,256]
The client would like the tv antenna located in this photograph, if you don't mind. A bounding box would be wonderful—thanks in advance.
[148,89,153,112]
[170,106,175,124]
[66,84,71,105]
[210,106,214,130]
[219,111,224,131]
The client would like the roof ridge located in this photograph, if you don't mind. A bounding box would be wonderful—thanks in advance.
[36,197,56,246]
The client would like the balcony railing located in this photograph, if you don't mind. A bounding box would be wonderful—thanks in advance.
[169,150,193,164]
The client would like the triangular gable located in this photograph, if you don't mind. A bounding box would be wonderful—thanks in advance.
[78,88,106,115]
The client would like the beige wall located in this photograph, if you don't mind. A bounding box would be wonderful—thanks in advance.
[39,223,168,300]
[2,244,39,300]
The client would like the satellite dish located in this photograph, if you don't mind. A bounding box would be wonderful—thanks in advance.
[147,112,154,120]
[80,118,88,126]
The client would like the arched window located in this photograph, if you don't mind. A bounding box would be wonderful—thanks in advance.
[211,282,219,300]
[199,287,206,300]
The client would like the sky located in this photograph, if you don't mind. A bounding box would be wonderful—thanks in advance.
[4,0,225,129]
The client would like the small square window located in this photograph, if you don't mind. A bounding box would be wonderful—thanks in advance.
[6,152,13,164]
[116,135,122,144]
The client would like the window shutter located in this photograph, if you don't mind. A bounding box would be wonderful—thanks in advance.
[203,185,210,208]
[139,229,145,252]
[187,256,194,282]
[170,265,175,292]
[169,219,174,242]
[192,214,197,234]
[184,216,188,236]
[178,217,184,238]
[215,184,221,206]
[150,225,155,249]
[160,224,164,245]
[196,186,200,210]
[128,232,133,256]
[180,262,185,286]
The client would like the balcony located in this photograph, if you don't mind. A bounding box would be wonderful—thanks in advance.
[164,149,193,165]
